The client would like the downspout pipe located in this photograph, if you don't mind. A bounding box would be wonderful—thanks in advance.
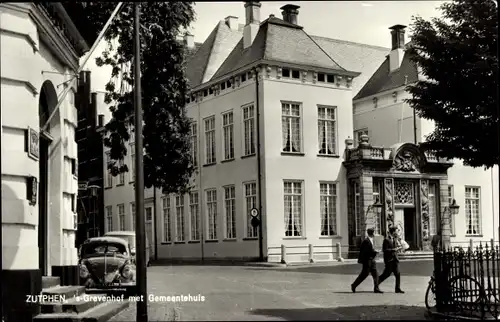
[153,187,158,261]
[254,66,264,262]
[196,94,205,262]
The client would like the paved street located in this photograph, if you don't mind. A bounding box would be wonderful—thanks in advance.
[109,260,434,321]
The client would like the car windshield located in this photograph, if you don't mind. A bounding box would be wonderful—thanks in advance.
[106,234,136,250]
[81,242,128,258]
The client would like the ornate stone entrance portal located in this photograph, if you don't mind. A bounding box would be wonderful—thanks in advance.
[344,135,454,252]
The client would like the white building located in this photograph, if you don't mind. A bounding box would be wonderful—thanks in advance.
[101,2,499,263]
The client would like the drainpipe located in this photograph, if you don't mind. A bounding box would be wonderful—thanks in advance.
[253,66,264,262]
[153,186,158,261]
[196,94,205,261]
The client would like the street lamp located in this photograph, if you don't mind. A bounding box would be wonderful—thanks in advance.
[440,199,460,247]
[365,197,384,235]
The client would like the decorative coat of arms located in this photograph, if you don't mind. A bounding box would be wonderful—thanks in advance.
[392,150,419,172]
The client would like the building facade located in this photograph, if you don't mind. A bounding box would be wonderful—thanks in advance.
[1,2,90,320]
[100,1,498,264]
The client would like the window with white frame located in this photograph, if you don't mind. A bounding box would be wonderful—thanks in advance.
[206,189,218,240]
[448,185,455,235]
[204,116,216,164]
[371,179,383,235]
[244,182,258,238]
[284,181,303,236]
[130,144,135,182]
[353,181,363,236]
[105,152,113,187]
[162,197,172,242]
[354,129,369,147]
[281,102,302,153]
[222,111,234,160]
[318,106,337,155]
[118,159,125,185]
[131,202,136,229]
[118,204,125,230]
[320,182,337,236]
[242,105,256,156]
[190,122,198,167]
[465,186,481,235]
[175,195,185,241]
[224,186,236,239]
[105,206,113,232]
[189,192,200,241]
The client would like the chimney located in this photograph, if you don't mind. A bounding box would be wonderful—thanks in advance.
[280,4,300,25]
[225,16,239,30]
[243,1,261,49]
[183,32,194,49]
[388,25,406,72]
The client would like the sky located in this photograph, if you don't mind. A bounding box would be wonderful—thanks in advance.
[188,1,446,48]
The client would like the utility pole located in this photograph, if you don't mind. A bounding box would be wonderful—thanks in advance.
[133,3,148,321]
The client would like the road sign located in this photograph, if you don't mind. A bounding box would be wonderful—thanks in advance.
[78,182,88,190]
[250,208,259,217]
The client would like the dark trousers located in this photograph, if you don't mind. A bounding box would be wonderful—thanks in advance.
[378,261,401,290]
[352,259,379,289]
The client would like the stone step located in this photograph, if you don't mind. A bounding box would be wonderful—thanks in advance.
[42,286,86,299]
[33,300,130,322]
[42,276,61,289]
[40,294,106,314]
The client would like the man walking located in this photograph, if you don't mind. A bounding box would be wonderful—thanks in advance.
[378,226,404,293]
[351,228,383,293]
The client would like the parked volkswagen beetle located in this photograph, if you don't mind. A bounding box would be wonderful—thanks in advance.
[79,237,136,295]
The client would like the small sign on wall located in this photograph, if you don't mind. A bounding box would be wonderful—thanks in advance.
[27,176,38,206]
[27,127,40,161]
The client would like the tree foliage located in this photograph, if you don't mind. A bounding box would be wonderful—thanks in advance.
[80,2,196,193]
[406,0,498,168]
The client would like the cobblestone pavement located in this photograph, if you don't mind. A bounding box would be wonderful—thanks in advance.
[109,260,433,321]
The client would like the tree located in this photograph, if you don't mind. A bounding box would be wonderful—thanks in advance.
[79,2,196,193]
[406,0,498,168]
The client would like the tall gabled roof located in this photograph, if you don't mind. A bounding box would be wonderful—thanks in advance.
[185,20,242,87]
[212,16,350,80]
[353,49,419,101]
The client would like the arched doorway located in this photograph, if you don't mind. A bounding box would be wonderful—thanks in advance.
[38,80,58,275]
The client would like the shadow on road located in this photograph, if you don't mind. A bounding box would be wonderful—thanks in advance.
[244,260,434,277]
[248,305,427,320]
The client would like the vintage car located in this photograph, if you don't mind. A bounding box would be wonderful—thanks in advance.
[79,236,136,295]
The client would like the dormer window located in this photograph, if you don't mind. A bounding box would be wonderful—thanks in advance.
[203,90,208,97]
[209,88,214,95]
[282,68,291,78]
[221,82,226,90]
[186,96,191,104]
[226,80,231,88]
[291,70,300,79]
[373,97,378,108]
[241,73,246,82]
[191,94,195,101]
[326,74,335,83]
[318,73,326,82]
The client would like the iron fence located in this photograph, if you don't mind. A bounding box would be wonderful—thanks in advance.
[433,244,500,320]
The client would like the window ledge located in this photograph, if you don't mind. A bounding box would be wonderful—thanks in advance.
[319,236,342,239]
[174,241,186,244]
[161,242,172,245]
[221,158,235,164]
[283,237,306,240]
[129,181,135,184]
[203,162,217,168]
[116,183,125,187]
[241,154,256,159]
[242,237,258,241]
[104,186,112,190]
[465,235,483,238]
[281,152,305,156]
[188,240,200,244]
[317,154,340,158]
[205,239,218,243]
[223,238,237,242]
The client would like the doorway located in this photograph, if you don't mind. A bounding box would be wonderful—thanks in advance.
[38,137,49,275]
[403,208,417,250]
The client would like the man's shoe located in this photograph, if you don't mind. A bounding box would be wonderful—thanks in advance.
[395,289,405,294]
[374,289,383,294]
[351,284,356,293]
